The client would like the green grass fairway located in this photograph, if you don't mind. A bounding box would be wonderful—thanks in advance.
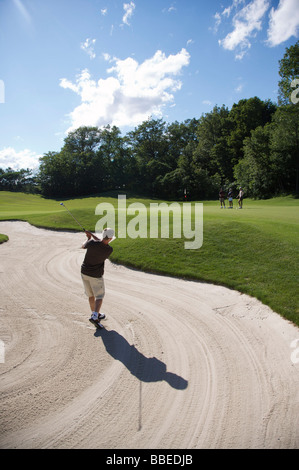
[0,191,298,327]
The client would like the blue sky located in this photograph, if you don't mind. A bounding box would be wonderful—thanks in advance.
[0,0,298,170]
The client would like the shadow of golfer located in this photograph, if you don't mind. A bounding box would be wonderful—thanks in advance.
[96,328,188,390]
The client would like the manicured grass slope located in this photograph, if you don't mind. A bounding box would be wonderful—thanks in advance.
[0,191,298,326]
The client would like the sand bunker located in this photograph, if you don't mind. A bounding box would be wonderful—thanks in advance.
[0,221,298,449]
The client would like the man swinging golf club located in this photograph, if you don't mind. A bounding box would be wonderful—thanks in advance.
[81,227,115,329]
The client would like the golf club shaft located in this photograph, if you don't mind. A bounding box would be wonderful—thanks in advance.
[60,203,85,231]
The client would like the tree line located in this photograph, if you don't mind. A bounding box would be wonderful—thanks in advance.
[1,42,298,200]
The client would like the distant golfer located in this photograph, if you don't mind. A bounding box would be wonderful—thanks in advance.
[219,187,226,208]
[227,188,234,209]
[237,187,244,209]
[81,228,115,329]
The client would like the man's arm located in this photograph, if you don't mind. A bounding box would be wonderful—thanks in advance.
[81,230,100,248]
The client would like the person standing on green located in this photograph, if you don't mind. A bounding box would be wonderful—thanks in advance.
[237,187,244,209]
[227,188,233,209]
[219,188,226,208]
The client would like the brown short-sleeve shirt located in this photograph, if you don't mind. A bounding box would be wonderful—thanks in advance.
[81,240,113,278]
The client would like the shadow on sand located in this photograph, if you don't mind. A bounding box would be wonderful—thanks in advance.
[95,328,188,390]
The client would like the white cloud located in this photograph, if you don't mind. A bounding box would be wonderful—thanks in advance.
[0,147,42,170]
[102,52,112,62]
[60,77,79,93]
[235,83,244,92]
[218,0,270,59]
[223,0,245,19]
[122,2,135,25]
[101,8,108,16]
[267,0,299,46]
[213,12,222,33]
[202,100,212,106]
[212,0,245,33]
[59,48,190,132]
[162,5,177,14]
[80,38,96,59]
[13,0,32,24]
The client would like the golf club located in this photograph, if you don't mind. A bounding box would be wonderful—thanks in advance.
[59,202,85,231]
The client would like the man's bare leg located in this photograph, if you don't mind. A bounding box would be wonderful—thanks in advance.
[94,298,103,313]
[89,296,103,314]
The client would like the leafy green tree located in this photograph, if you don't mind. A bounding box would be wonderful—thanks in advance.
[165,119,199,169]
[0,167,36,192]
[193,105,233,183]
[38,126,115,197]
[270,104,299,194]
[235,104,299,197]
[127,118,169,195]
[99,125,136,192]
[228,97,276,164]
[61,126,102,195]
[234,125,274,198]
[154,119,200,199]
[38,151,72,197]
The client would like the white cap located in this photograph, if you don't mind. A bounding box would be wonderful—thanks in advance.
[101,227,116,241]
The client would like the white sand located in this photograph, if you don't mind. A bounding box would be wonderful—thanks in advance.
[0,221,298,449]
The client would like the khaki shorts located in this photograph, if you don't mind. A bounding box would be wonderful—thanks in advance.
[81,273,105,300]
